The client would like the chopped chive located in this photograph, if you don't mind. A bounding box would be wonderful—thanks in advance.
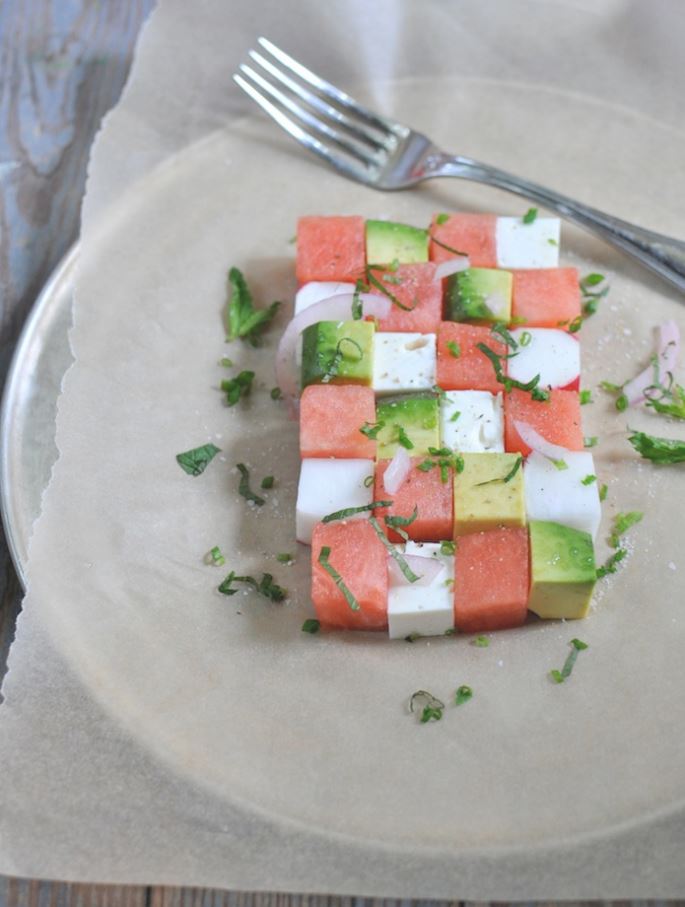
[579,389,593,405]
[435,213,450,225]
[409,690,445,723]
[369,516,421,583]
[599,483,608,501]
[522,207,538,224]
[550,638,588,683]
[547,238,558,246]
[236,463,265,505]
[446,340,461,358]
[359,420,385,439]
[471,635,489,647]
[395,424,414,450]
[205,546,226,566]
[584,436,599,448]
[455,684,473,705]
[440,540,456,555]
[322,500,392,523]
[581,474,597,486]
[261,475,275,489]
[270,386,282,400]
[301,618,320,634]
[318,545,359,610]
[176,443,221,477]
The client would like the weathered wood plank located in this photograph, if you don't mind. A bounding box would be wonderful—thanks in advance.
[0,878,148,907]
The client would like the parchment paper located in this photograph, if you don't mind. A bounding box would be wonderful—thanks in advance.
[2,0,685,896]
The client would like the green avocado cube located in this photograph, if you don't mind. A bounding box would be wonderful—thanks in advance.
[528,520,596,619]
[301,320,374,388]
[366,219,429,265]
[445,268,513,323]
[376,393,439,459]
[453,452,525,535]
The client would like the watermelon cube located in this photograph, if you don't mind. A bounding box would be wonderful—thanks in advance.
[429,213,497,267]
[504,389,584,456]
[371,262,443,334]
[311,520,388,630]
[436,322,506,393]
[508,328,581,391]
[511,268,581,327]
[296,216,366,284]
[388,541,454,639]
[454,527,530,632]
[296,458,374,545]
[374,456,454,543]
[299,385,377,459]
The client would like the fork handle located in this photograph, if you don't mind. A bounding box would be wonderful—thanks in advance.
[428,154,685,294]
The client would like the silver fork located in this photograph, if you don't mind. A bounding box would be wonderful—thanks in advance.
[235,37,685,295]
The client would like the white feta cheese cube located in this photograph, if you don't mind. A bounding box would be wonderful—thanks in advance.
[294,281,356,316]
[440,390,504,453]
[509,328,581,389]
[372,332,436,394]
[524,451,601,539]
[296,458,375,545]
[496,217,560,268]
[388,541,455,640]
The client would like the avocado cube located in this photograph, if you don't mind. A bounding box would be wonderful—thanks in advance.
[453,452,525,535]
[376,393,440,460]
[366,219,429,265]
[301,320,374,388]
[528,520,596,619]
[445,268,513,323]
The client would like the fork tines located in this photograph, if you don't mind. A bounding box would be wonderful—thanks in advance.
[233,37,403,177]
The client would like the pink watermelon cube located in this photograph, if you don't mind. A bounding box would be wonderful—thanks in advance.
[504,389,584,455]
[296,216,366,285]
[429,213,497,267]
[300,385,377,459]
[437,322,506,393]
[374,457,454,543]
[511,268,581,327]
[372,262,443,333]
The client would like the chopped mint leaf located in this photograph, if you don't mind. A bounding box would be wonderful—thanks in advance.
[579,389,593,405]
[322,501,392,523]
[301,619,320,634]
[218,571,286,602]
[176,443,221,477]
[449,410,461,423]
[260,475,275,489]
[454,453,465,473]
[205,546,225,566]
[628,429,685,464]
[440,540,456,556]
[409,690,445,723]
[476,341,545,399]
[404,632,422,643]
[386,506,419,531]
[581,474,597,486]
[550,638,589,682]
[364,474,374,488]
[318,545,359,610]
[609,511,643,548]
[220,357,233,368]
[236,463,265,506]
[322,337,364,384]
[432,384,448,402]
[646,383,685,420]
[270,386,283,400]
[417,459,435,472]
[522,207,538,224]
[365,267,414,311]
[226,267,280,346]
[221,369,255,406]
[395,424,414,450]
[547,238,558,246]
[455,684,473,705]
[276,553,294,564]
[351,279,365,320]
[359,420,385,439]
[599,483,608,501]
[369,516,421,583]
[581,273,605,288]
[596,548,627,578]
[491,323,518,350]
[446,340,461,358]
[600,380,622,394]
[475,455,523,486]
[584,436,599,448]
[552,458,568,471]
[616,393,628,412]
[429,234,469,257]
[568,315,583,334]
[435,213,450,225]
[428,447,451,457]
[472,635,489,648]
[519,331,533,347]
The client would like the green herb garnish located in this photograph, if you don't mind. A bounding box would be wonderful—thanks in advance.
[599,483,608,501]
[218,571,286,602]
[369,516,420,583]
[628,429,685,464]
[435,213,450,225]
[449,410,461,423]
[581,273,605,288]
[226,267,280,345]
[322,501,392,523]
[568,315,583,334]
[261,475,275,490]
[519,331,533,347]
[318,545,359,610]
[475,455,523,486]
[616,393,628,412]
[221,370,255,406]
[359,420,385,440]
[270,386,282,400]
[236,463,265,506]
[491,323,518,350]
[365,267,414,311]
[301,619,320,634]
[580,273,609,319]
[220,357,233,368]
[322,337,364,384]
[552,458,568,471]
[455,684,473,705]
[440,540,456,555]
[550,638,588,683]
[522,207,538,224]
[395,424,414,450]
[596,548,627,578]
[579,389,593,405]
[609,511,643,548]
[476,341,546,400]
[429,234,468,257]
[363,474,374,488]
[205,546,226,566]
[584,436,599,448]
[351,278,365,320]
[471,635,489,647]
[385,506,419,532]
[600,380,622,394]
[404,632,422,643]
[446,340,461,358]
[409,690,445,723]
[176,443,221,477]
[276,553,294,564]
[581,474,597,486]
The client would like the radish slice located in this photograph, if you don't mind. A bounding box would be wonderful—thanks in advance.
[623,320,681,405]
[434,257,470,281]
[514,420,571,461]
[383,446,411,494]
[275,293,391,403]
[388,553,445,587]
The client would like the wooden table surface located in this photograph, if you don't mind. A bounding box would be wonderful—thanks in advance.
[0,2,678,906]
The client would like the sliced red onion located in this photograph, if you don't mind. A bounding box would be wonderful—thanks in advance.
[434,257,470,281]
[514,420,571,460]
[275,293,391,405]
[383,446,411,494]
[388,553,445,587]
[623,320,681,405]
